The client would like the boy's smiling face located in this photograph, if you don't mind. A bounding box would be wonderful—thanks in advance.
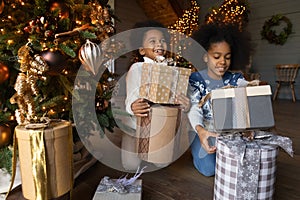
[139,29,167,60]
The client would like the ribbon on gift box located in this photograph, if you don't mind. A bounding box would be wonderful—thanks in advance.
[199,79,260,108]
[232,87,250,129]
[218,132,293,199]
[96,166,146,194]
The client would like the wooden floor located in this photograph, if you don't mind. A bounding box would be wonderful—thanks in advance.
[7,99,300,200]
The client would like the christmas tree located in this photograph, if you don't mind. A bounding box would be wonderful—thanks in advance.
[205,0,249,31]
[0,0,121,151]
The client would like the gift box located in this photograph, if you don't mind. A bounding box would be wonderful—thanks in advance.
[15,120,73,199]
[139,63,191,104]
[136,105,180,163]
[214,133,293,200]
[92,177,142,200]
[211,85,274,131]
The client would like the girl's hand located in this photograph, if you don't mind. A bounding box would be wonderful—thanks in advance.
[131,98,150,117]
[196,125,219,154]
[175,94,191,112]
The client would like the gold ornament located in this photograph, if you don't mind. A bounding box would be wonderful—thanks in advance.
[0,124,11,148]
[0,62,9,84]
[0,0,4,15]
[79,39,103,75]
[10,44,49,125]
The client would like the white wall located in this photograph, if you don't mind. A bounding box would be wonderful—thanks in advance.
[246,0,300,100]
[114,0,148,96]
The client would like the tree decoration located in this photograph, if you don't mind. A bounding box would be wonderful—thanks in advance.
[261,14,293,45]
[205,0,249,31]
[0,0,117,122]
[89,1,115,41]
[0,62,9,84]
[10,44,49,125]
[0,0,4,15]
[40,50,67,75]
[0,124,11,148]
[79,39,103,75]
[168,0,200,36]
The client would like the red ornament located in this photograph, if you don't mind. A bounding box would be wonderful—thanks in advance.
[0,62,9,84]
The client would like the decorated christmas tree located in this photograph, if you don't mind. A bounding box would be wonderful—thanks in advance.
[205,0,250,31]
[0,0,121,151]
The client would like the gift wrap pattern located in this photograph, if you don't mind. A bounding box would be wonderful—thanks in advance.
[136,105,180,163]
[92,177,142,200]
[211,85,274,131]
[139,63,191,104]
[214,134,293,200]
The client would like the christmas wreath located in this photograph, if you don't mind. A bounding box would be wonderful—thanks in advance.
[261,14,293,45]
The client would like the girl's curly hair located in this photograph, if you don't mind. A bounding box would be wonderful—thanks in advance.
[192,23,253,70]
[130,20,171,63]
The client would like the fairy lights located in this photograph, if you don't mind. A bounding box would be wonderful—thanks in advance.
[205,0,249,31]
[168,0,200,60]
[168,0,200,36]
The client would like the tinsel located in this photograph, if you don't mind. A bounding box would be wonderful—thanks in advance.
[10,44,49,125]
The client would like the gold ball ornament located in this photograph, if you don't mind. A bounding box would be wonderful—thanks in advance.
[0,0,4,15]
[0,62,9,84]
[0,124,11,148]
[79,40,103,75]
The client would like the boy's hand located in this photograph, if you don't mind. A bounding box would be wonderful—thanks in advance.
[175,94,191,112]
[131,98,150,117]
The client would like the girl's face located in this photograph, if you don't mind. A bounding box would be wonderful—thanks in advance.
[205,41,231,80]
[139,29,167,60]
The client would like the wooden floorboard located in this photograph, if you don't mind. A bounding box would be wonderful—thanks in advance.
[6,99,300,200]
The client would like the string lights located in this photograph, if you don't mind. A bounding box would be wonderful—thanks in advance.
[205,0,249,31]
[168,0,200,36]
[168,0,200,65]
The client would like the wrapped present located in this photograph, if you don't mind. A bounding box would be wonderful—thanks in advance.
[92,167,144,200]
[214,132,293,200]
[211,85,274,131]
[139,63,191,104]
[136,105,180,163]
[13,120,73,199]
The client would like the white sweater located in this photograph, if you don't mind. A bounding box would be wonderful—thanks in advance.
[125,57,155,115]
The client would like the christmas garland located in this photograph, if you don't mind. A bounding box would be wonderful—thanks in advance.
[261,14,293,45]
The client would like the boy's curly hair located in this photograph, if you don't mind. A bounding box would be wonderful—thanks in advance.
[130,20,171,63]
[192,23,253,70]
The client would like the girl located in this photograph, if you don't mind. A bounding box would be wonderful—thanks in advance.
[188,23,252,176]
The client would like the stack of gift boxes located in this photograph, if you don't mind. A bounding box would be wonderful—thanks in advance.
[211,85,293,200]
[137,62,191,164]
[93,61,191,199]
